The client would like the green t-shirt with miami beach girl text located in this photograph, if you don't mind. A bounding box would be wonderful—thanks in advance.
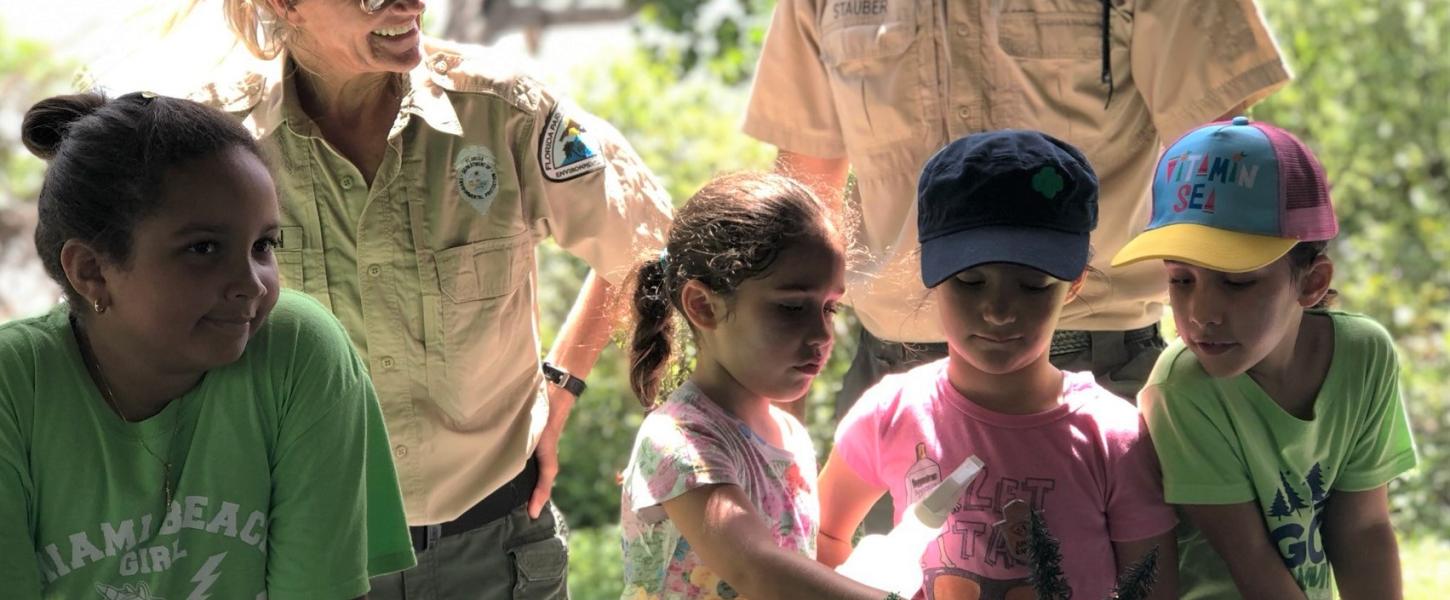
[0,290,415,600]
[1140,311,1417,600]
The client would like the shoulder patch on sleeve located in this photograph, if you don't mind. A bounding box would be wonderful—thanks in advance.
[538,104,606,182]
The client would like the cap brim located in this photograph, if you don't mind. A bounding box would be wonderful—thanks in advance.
[921,226,1089,287]
[1112,223,1298,273]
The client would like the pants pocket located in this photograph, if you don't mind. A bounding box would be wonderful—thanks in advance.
[509,536,568,599]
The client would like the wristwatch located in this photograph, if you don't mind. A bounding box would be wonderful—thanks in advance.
[541,361,587,398]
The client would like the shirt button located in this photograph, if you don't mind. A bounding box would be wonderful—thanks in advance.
[340,175,354,190]
[367,264,382,277]
[432,58,450,74]
[957,106,970,120]
[394,445,408,458]
[955,25,968,37]
[380,356,395,369]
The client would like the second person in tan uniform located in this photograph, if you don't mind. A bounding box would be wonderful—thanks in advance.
[745,0,1292,406]
[198,0,673,597]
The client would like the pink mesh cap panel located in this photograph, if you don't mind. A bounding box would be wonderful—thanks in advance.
[1256,123,1339,241]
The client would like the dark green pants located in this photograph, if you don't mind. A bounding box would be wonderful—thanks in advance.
[368,502,570,599]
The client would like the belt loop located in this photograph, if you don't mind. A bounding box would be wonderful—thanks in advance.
[426,523,442,549]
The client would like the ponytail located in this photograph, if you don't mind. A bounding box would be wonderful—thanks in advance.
[629,258,675,408]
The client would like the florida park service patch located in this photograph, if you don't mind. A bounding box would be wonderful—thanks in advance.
[539,107,605,181]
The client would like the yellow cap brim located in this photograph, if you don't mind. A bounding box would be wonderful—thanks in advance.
[1112,223,1298,273]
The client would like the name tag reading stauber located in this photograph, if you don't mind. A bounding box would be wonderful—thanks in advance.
[832,0,887,19]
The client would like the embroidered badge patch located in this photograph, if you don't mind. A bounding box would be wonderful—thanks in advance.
[455,145,500,215]
[1031,166,1065,200]
[539,106,605,182]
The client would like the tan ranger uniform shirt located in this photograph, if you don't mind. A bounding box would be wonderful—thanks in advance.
[196,40,672,525]
[745,0,1290,343]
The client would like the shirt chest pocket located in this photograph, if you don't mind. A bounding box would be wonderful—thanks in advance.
[818,1,925,147]
[995,4,1131,149]
[428,232,537,424]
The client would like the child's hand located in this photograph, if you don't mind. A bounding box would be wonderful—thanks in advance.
[662,483,890,600]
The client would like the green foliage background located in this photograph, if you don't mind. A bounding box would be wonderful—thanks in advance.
[0,0,1446,595]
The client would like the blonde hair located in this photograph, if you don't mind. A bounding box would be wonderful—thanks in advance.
[224,0,292,60]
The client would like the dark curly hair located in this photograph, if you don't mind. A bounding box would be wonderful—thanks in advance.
[22,92,264,307]
[627,172,836,407]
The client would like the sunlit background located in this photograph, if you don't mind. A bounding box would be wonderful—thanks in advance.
[1,0,1446,595]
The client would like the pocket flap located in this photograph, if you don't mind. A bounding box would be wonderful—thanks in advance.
[997,11,1103,59]
[821,21,916,72]
[435,234,530,303]
[510,536,567,583]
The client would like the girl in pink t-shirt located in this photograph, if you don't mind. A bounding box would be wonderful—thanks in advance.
[818,132,1179,600]
[618,173,892,600]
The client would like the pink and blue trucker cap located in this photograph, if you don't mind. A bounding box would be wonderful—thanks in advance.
[1112,117,1338,273]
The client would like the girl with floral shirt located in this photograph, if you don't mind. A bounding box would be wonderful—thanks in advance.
[618,173,891,600]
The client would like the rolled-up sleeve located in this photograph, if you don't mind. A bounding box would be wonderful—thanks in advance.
[1132,0,1292,141]
[743,0,847,158]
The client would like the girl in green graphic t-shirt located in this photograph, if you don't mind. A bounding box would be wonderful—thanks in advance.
[0,92,415,599]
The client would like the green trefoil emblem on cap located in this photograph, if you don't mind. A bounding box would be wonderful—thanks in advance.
[1032,166,1064,200]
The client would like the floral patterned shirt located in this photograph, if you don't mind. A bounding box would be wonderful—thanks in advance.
[619,382,819,599]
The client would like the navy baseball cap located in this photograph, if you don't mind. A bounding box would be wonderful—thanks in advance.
[917,130,1099,287]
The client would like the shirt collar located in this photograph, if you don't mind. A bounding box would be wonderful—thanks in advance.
[249,49,465,142]
[399,52,464,137]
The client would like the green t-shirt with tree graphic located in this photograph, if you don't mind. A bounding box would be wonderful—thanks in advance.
[1140,311,1417,600]
[0,290,415,599]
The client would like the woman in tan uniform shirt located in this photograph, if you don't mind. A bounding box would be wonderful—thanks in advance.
[199,0,673,597]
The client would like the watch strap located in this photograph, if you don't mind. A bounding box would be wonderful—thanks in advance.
[542,361,587,398]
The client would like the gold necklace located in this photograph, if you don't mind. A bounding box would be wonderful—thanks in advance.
[74,320,177,509]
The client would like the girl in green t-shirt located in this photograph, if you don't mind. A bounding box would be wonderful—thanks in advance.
[1115,118,1417,599]
[0,92,414,599]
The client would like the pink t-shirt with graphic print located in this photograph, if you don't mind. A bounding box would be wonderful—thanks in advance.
[620,381,819,599]
[834,360,1175,600]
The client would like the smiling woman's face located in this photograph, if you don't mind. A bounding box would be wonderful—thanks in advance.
[283,0,427,78]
